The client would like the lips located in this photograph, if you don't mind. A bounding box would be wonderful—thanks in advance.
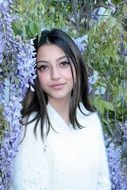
[49,83,66,89]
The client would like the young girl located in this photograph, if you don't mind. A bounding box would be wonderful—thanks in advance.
[10,29,111,190]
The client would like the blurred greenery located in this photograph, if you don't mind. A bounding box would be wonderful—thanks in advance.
[84,16,127,135]
[12,0,72,39]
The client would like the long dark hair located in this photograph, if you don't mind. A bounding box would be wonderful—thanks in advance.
[21,28,95,139]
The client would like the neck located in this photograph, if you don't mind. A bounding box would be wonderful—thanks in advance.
[48,98,70,125]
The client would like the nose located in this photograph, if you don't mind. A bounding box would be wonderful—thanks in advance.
[51,66,61,80]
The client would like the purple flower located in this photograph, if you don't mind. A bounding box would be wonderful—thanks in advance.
[105,135,127,190]
[123,49,127,57]
[0,97,22,189]
[73,35,87,53]
[0,1,36,189]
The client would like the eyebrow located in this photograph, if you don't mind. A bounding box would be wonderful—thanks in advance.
[37,55,67,64]
[36,60,48,64]
[56,55,67,61]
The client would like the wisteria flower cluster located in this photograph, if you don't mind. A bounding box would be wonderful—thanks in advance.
[73,35,88,53]
[0,0,36,189]
[106,135,127,190]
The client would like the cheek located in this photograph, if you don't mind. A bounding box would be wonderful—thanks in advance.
[38,72,43,83]
[62,68,74,80]
[37,72,48,87]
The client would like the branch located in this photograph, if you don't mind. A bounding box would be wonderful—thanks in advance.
[71,0,80,32]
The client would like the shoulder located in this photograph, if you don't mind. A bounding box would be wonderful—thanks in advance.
[78,102,100,122]
[77,102,102,131]
[77,103,106,149]
[21,112,40,141]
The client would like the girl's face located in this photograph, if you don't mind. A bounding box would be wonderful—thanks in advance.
[37,44,75,104]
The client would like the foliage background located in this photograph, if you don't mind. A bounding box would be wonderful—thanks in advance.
[0,0,127,189]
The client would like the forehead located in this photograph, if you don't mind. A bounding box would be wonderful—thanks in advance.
[37,44,67,61]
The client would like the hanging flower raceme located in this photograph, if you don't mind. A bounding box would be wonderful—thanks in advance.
[0,97,22,189]
[0,1,36,189]
[107,142,123,190]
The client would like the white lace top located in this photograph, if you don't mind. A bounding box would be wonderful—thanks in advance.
[9,103,111,190]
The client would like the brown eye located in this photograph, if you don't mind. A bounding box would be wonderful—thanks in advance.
[37,65,49,72]
[60,61,70,68]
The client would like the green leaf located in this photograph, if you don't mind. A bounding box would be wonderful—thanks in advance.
[94,97,105,114]
[123,4,127,16]
[102,101,115,111]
